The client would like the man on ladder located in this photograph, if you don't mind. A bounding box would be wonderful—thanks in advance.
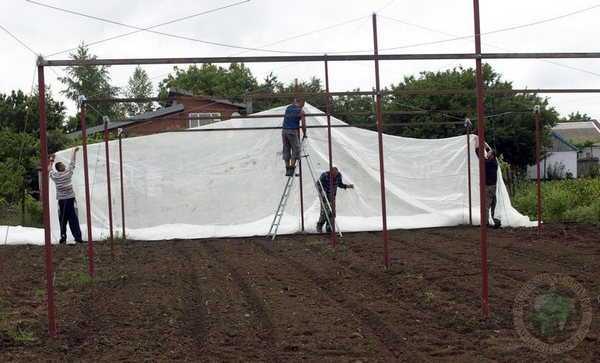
[316,167,354,233]
[282,97,307,176]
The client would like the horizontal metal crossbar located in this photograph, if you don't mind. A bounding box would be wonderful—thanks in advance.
[40,52,600,67]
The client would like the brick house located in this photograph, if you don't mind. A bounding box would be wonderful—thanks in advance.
[77,88,246,137]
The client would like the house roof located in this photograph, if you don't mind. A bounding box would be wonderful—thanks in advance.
[168,88,246,109]
[552,120,600,145]
[550,131,579,152]
[68,103,185,138]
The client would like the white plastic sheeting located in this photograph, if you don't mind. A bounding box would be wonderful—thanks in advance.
[35,104,534,243]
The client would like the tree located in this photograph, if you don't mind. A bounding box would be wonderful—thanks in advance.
[124,66,154,116]
[561,111,593,122]
[58,43,121,128]
[379,64,560,169]
[158,63,258,102]
[0,89,67,205]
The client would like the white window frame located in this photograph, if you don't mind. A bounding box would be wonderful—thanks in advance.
[188,112,222,128]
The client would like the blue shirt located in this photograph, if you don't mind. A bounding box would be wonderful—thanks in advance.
[282,104,303,129]
[318,171,348,198]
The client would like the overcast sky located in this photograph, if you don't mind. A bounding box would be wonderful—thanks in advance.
[1,0,599,119]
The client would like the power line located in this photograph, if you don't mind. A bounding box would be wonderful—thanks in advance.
[380,14,600,77]
[379,3,600,52]
[44,0,252,57]
[228,15,369,57]
[27,0,327,55]
[0,23,38,56]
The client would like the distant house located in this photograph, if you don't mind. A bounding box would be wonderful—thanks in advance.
[527,120,600,179]
[73,88,246,138]
[527,131,579,179]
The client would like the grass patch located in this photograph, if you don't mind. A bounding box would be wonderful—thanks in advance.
[513,178,600,224]
[57,271,94,289]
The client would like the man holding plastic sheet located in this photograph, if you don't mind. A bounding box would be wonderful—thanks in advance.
[476,145,501,229]
[281,97,307,177]
[316,167,354,233]
[48,147,84,244]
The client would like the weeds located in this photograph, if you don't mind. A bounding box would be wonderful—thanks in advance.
[513,178,600,224]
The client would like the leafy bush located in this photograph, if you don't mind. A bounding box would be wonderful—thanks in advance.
[513,178,600,224]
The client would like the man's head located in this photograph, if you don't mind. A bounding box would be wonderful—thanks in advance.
[55,162,66,172]
[294,97,305,107]
[330,166,339,176]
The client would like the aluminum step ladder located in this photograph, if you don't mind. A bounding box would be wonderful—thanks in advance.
[267,163,298,240]
[267,138,342,240]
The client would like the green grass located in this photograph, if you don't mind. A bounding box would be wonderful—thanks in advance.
[513,178,600,224]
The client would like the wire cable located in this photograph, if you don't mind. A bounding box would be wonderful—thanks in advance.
[27,0,328,55]
[0,23,39,56]
[380,14,600,78]
[44,0,252,57]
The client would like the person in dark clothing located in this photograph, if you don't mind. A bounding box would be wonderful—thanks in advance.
[281,98,307,176]
[316,167,354,233]
[48,148,83,244]
[476,146,501,228]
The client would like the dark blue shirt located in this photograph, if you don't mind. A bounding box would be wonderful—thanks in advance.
[282,104,303,129]
[485,158,498,186]
[319,171,348,198]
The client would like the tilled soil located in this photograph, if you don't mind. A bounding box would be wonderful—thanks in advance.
[0,224,598,362]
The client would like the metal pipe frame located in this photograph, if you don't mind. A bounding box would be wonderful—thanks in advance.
[79,101,95,277]
[37,64,57,338]
[324,58,337,247]
[36,7,600,334]
[118,131,126,240]
[103,120,115,257]
[473,0,489,318]
[534,107,543,236]
[372,14,390,269]
[246,88,600,99]
[40,52,600,67]
[466,122,473,226]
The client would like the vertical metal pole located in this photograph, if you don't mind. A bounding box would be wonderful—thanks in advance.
[118,131,126,239]
[534,106,543,236]
[372,14,390,268]
[466,121,473,225]
[472,0,489,318]
[324,57,337,247]
[103,120,114,256]
[37,62,57,338]
[79,99,95,277]
[295,79,305,232]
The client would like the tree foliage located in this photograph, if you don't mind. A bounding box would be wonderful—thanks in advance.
[58,43,121,129]
[343,64,561,169]
[0,90,67,204]
[124,66,154,116]
[158,63,258,102]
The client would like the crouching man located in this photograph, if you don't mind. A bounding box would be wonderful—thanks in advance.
[316,167,354,233]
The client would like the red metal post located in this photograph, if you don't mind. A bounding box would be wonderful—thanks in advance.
[294,79,305,232]
[118,131,126,239]
[324,58,337,247]
[298,159,305,232]
[37,63,58,338]
[472,0,490,317]
[466,120,473,225]
[103,120,114,256]
[534,106,543,235]
[79,99,95,277]
[372,14,390,268]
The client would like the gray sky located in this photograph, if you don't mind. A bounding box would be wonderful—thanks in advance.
[1,0,599,119]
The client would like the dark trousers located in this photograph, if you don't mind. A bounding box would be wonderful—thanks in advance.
[317,194,336,232]
[58,198,82,242]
